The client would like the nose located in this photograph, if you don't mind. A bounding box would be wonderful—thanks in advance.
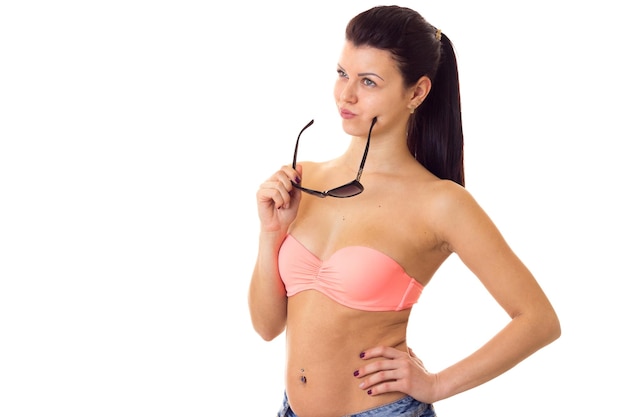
[338,80,357,104]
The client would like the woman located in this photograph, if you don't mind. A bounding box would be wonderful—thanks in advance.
[249,5,560,417]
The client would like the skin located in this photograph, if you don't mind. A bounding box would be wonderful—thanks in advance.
[249,41,560,417]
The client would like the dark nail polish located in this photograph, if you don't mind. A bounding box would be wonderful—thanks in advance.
[295,176,301,184]
[359,352,365,359]
[367,389,372,395]
[353,370,359,377]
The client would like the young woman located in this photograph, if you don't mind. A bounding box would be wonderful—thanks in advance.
[249,5,560,417]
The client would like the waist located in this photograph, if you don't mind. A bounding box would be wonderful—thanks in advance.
[284,293,410,416]
[285,367,407,417]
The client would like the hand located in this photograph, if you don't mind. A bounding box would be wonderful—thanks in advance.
[256,164,303,233]
[354,346,439,404]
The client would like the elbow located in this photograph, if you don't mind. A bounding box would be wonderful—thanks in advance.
[248,296,288,341]
[249,307,286,341]
[547,310,562,344]
[259,332,280,342]
[515,305,561,349]
[248,289,288,341]
[253,323,285,342]
[534,307,561,348]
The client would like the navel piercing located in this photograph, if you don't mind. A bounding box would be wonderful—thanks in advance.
[300,368,307,384]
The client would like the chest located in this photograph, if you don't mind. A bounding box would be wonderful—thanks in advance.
[295,190,443,274]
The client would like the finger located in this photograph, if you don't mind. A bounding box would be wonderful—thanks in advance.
[277,165,301,188]
[271,169,302,209]
[357,365,404,393]
[406,347,425,368]
[360,345,404,361]
[259,169,296,206]
[256,190,284,215]
[275,168,296,190]
[362,379,406,397]
[258,180,291,208]
[356,356,400,378]
[294,163,303,182]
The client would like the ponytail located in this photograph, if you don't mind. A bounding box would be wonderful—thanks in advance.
[408,33,465,186]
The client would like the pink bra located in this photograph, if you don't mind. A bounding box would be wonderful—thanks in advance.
[278,234,423,311]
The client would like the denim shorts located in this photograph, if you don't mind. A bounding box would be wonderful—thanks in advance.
[276,391,437,417]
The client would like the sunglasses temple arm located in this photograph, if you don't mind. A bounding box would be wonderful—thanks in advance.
[293,119,315,169]
[355,117,377,182]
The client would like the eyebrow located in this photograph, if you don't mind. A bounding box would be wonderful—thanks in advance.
[358,72,385,81]
[337,64,385,81]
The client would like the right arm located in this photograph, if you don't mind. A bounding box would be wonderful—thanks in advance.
[248,165,302,341]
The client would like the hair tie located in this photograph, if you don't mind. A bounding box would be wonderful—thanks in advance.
[435,28,442,41]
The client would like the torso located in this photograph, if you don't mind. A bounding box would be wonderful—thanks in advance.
[283,159,452,416]
[285,293,411,417]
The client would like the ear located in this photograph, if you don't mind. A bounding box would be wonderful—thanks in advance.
[407,76,432,112]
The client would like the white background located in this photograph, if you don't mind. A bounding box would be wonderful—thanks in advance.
[1,1,624,416]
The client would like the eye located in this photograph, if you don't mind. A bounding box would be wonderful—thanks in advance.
[336,69,348,78]
[362,78,377,87]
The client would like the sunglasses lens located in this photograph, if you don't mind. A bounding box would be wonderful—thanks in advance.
[327,181,364,198]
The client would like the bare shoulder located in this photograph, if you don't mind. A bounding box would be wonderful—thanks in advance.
[420,178,477,216]
[421,179,498,254]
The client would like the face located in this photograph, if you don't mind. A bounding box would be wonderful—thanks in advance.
[334,41,415,137]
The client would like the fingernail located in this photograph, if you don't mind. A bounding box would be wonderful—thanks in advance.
[295,176,301,184]
[353,370,359,377]
[359,352,365,359]
[367,389,372,395]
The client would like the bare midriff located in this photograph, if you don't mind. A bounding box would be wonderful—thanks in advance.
[284,290,412,417]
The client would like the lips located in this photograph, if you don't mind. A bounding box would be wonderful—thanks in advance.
[340,109,356,119]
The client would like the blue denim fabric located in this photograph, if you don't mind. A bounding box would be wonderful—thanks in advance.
[277,391,436,417]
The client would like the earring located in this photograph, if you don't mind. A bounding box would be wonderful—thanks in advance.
[409,106,416,114]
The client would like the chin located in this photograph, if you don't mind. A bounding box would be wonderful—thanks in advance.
[340,119,357,136]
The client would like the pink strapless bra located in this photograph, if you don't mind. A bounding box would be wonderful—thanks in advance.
[278,234,423,311]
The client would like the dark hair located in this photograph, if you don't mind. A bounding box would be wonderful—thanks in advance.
[346,5,465,186]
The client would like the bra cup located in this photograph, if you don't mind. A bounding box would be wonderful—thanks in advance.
[278,235,423,312]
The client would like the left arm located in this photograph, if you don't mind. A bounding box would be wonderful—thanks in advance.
[355,182,561,403]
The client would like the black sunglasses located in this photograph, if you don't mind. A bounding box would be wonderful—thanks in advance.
[291,117,377,198]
